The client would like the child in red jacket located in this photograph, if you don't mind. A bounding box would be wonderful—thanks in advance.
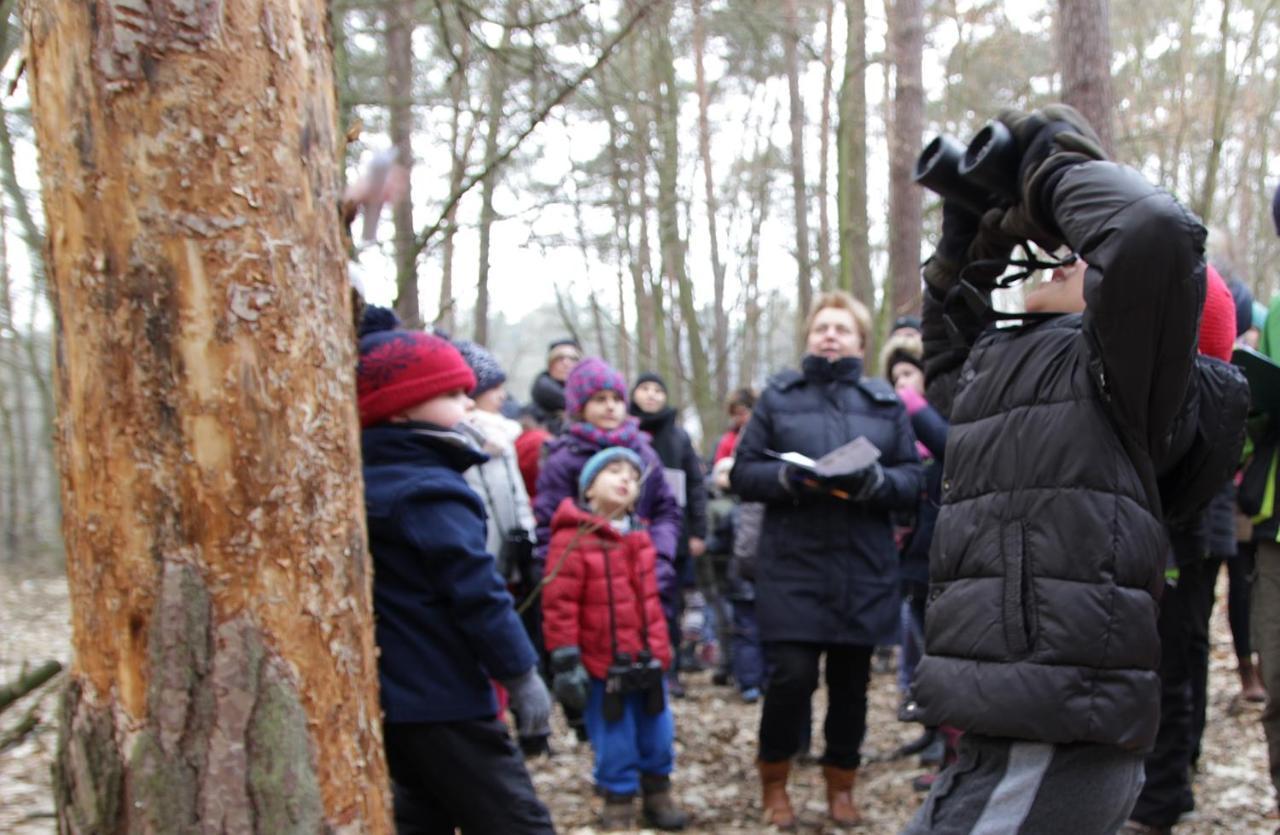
[541,447,688,831]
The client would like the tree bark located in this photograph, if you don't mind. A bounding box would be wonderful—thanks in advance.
[784,0,812,347]
[23,1,391,830]
[475,0,518,346]
[438,18,471,335]
[838,0,873,301]
[386,0,420,327]
[816,0,836,292]
[1058,0,1115,155]
[887,0,924,323]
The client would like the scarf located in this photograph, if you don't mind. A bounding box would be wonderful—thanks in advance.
[566,417,645,453]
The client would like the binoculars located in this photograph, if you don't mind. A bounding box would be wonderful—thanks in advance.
[603,650,665,721]
[914,121,1020,214]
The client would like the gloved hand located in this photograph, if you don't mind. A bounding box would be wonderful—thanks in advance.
[778,464,817,495]
[994,105,1108,250]
[922,200,982,292]
[823,462,885,502]
[548,646,590,713]
[502,667,553,737]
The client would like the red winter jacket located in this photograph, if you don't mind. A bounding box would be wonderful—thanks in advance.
[541,498,672,678]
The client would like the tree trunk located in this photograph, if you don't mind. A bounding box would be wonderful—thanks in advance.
[438,25,471,335]
[475,0,519,345]
[887,0,924,323]
[816,0,836,292]
[386,0,420,327]
[784,0,812,347]
[691,0,729,409]
[838,0,873,302]
[1058,0,1115,155]
[24,1,391,830]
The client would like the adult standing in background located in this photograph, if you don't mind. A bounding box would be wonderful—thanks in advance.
[528,338,582,436]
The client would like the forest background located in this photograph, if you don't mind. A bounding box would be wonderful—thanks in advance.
[3,0,1280,570]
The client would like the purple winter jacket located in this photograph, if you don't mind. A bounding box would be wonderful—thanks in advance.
[533,432,681,597]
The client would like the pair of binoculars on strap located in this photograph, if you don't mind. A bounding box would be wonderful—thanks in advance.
[914,122,1020,214]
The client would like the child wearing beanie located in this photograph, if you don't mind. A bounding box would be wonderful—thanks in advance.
[357,323,554,833]
[541,447,688,830]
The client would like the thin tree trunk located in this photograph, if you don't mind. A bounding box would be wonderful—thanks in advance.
[24,1,391,829]
[438,26,471,334]
[783,0,813,348]
[887,0,924,324]
[816,0,836,291]
[691,0,728,408]
[386,0,420,327]
[475,0,518,345]
[838,0,873,301]
[1058,0,1115,155]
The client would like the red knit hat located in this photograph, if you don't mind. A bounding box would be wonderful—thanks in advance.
[357,329,476,427]
[1199,264,1235,362]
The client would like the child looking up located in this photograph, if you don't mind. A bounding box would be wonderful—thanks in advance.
[357,323,554,833]
[541,447,688,831]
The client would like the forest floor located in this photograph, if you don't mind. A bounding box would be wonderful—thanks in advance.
[1,563,1277,834]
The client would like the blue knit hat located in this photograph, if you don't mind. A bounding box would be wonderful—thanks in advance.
[578,446,644,499]
[453,339,507,397]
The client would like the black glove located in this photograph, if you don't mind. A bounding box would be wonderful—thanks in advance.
[922,200,982,292]
[994,105,1108,250]
[549,646,590,713]
[924,202,1024,293]
[823,462,884,502]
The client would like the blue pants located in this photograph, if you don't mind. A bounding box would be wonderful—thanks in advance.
[584,678,675,795]
[731,599,765,690]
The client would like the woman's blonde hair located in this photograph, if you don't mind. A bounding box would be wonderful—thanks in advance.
[804,290,874,352]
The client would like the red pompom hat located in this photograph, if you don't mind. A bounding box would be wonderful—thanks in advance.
[356,330,476,427]
[1199,264,1235,362]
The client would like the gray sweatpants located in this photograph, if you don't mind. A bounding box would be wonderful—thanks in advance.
[902,734,1145,835]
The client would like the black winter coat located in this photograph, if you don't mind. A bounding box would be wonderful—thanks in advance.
[901,404,949,589]
[632,405,709,558]
[914,161,1207,753]
[731,355,924,645]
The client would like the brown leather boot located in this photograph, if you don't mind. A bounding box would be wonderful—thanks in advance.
[822,765,861,825]
[599,792,635,830]
[757,759,796,830]
[1241,657,1267,703]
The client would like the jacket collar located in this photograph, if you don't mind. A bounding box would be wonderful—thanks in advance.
[361,421,489,472]
[630,404,677,434]
[801,353,863,384]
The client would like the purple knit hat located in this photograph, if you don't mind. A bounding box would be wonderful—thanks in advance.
[565,357,627,417]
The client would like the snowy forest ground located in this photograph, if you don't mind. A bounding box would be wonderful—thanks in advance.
[1,564,1276,834]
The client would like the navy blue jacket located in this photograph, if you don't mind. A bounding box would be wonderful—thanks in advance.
[731,355,924,645]
[363,422,537,723]
[901,403,949,588]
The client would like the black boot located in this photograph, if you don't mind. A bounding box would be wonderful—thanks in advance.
[640,774,688,831]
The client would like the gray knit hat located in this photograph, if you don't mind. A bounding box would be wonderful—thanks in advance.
[453,339,508,397]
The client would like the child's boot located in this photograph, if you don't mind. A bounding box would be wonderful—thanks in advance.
[757,759,796,830]
[640,774,688,830]
[600,792,635,830]
[822,765,861,825]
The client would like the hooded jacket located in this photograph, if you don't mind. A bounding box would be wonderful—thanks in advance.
[540,499,672,678]
[631,404,709,551]
[461,409,537,570]
[913,160,1208,752]
[362,423,537,723]
[731,355,924,645]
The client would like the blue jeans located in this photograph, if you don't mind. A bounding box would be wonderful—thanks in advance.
[584,678,675,795]
[731,600,765,690]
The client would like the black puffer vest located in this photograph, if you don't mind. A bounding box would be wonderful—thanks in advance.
[912,315,1165,751]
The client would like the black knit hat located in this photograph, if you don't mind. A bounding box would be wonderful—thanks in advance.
[632,371,668,395]
[1229,278,1255,337]
[547,337,581,355]
[892,314,922,333]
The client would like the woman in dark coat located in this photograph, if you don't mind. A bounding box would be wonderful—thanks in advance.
[731,290,923,828]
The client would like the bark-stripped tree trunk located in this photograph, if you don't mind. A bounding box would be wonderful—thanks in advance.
[887,0,924,324]
[386,0,420,327]
[783,0,812,347]
[24,1,391,830]
[1058,0,1115,155]
[816,0,836,292]
[691,0,728,409]
[838,0,873,301]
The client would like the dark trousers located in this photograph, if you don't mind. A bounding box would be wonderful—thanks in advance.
[758,641,872,769]
[730,599,765,690]
[1189,556,1227,767]
[1132,572,1207,827]
[1228,544,1256,659]
[384,718,554,835]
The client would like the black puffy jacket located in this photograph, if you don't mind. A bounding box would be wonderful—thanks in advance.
[913,161,1207,752]
[731,355,924,645]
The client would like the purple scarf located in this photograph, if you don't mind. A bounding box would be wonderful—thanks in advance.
[566,417,645,452]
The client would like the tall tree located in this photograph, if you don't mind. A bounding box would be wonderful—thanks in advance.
[887,0,924,324]
[783,0,813,343]
[25,0,391,829]
[692,0,729,406]
[1058,0,1116,154]
[838,0,873,301]
[386,0,420,327]
[816,0,836,291]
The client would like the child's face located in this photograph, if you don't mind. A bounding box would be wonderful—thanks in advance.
[392,387,474,429]
[586,461,641,517]
[582,389,625,430]
[632,381,667,414]
[473,385,507,414]
[891,362,925,396]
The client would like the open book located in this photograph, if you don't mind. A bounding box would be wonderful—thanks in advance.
[766,436,881,478]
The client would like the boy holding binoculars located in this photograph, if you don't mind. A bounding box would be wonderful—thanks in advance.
[906,105,1243,833]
